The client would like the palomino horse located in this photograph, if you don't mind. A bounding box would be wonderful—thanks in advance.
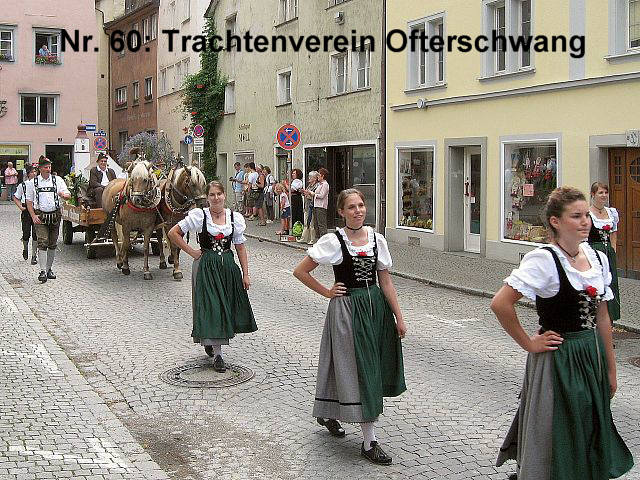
[156,165,208,280]
[102,160,163,280]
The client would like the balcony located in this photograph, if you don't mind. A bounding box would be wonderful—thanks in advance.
[35,54,61,65]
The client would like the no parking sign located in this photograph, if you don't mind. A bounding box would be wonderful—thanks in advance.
[94,137,107,151]
[277,123,301,150]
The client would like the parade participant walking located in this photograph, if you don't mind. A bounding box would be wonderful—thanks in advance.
[168,181,257,373]
[26,157,71,283]
[4,161,19,200]
[229,162,245,213]
[588,182,621,322]
[13,165,38,264]
[312,168,330,240]
[492,187,633,479]
[293,188,407,466]
[87,153,116,208]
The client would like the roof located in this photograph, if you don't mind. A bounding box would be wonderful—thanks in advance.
[104,0,160,30]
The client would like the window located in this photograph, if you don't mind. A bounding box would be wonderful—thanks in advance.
[133,81,140,103]
[397,148,434,230]
[115,86,127,108]
[494,3,506,72]
[118,131,129,153]
[169,2,176,28]
[408,14,445,89]
[226,14,237,37]
[20,95,56,124]
[151,13,158,40]
[630,0,640,48]
[279,0,298,23]
[520,0,532,67]
[160,68,167,95]
[331,53,347,95]
[0,28,14,61]
[175,62,182,89]
[166,65,174,90]
[144,77,153,100]
[34,30,61,64]
[277,69,292,104]
[353,44,371,89]
[182,0,191,22]
[224,82,235,113]
[142,18,150,43]
[502,142,557,243]
[131,23,139,49]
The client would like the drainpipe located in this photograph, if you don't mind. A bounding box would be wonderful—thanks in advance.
[378,0,387,234]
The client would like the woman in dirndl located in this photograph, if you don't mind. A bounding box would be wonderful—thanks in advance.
[168,181,257,373]
[588,182,621,322]
[293,188,407,466]
[492,187,633,480]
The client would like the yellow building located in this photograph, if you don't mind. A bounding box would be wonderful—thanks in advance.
[386,0,640,277]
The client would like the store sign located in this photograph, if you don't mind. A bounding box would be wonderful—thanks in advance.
[0,145,29,156]
[626,130,640,147]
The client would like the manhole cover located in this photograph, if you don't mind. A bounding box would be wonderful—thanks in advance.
[159,362,254,388]
[629,357,640,368]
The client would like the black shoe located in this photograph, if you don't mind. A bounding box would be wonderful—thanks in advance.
[317,418,346,437]
[204,345,214,357]
[361,441,392,466]
[213,355,226,373]
[508,474,518,480]
[38,271,47,283]
[47,269,56,279]
[22,249,28,260]
[31,256,37,265]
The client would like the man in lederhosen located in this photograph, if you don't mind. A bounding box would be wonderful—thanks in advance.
[26,157,71,283]
[12,164,38,265]
[87,152,116,208]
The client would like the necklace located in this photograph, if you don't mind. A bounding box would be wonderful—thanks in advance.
[592,204,606,213]
[555,242,580,262]
[211,209,225,217]
[345,224,363,231]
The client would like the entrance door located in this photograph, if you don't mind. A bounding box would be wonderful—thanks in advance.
[609,147,640,278]
[463,147,481,253]
[330,147,350,229]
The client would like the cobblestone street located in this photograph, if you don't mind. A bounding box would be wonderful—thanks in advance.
[1,203,639,480]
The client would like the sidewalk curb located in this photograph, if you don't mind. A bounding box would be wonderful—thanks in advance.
[246,232,640,334]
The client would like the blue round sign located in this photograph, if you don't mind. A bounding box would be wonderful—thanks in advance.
[184,135,194,145]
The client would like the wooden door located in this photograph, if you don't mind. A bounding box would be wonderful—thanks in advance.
[609,148,626,270]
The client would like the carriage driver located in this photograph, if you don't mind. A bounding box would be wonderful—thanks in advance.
[88,152,116,208]
[26,157,71,283]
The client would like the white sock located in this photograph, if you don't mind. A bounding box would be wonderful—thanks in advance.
[38,250,47,271]
[213,345,222,358]
[360,422,377,451]
[46,249,56,271]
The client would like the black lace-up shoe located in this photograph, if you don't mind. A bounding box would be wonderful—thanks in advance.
[38,271,47,283]
[361,441,392,465]
[213,355,226,373]
[47,269,56,279]
[317,418,346,437]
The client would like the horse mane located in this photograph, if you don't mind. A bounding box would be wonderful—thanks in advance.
[131,161,151,180]
[174,166,206,187]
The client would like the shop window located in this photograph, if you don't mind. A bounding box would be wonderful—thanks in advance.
[20,95,56,124]
[34,30,61,65]
[398,148,434,230]
[503,142,557,243]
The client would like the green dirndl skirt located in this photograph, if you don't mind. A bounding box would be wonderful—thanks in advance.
[192,249,257,342]
[497,329,634,479]
[590,241,621,321]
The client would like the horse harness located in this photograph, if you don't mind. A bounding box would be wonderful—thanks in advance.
[33,175,61,225]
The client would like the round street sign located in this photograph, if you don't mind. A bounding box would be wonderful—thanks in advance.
[184,135,194,144]
[94,137,107,151]
[277,123,301,150]
[193,124,205,137]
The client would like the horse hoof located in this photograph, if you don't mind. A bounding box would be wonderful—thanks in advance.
[117,262,123,269]
[144,272,153,280]
[122,268,131,276]
[168,255,174,265]
[159,262,168,270]
[173,271,183,281]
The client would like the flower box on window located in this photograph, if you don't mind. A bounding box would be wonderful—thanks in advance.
[115,100,127,108]
[35,54,61,65]
[0,53,13,62]
[144,94,152,101]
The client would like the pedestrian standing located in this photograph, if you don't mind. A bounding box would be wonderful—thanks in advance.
[253,165,267,226]
[245,163,259,220]
[4,161,19,201]
[312,167,330,240]
[297,171,318,244]
[229,161,245,213]
[492,187,633,479]
[290,168,304,228]
[588,182,621,323]
[263,166,276,223]
[168,181,257,373]
[293,188,407,465]
[13,165,38,264]
[243,164,252,217]
[274,183,290,235]
[25,157,71,283]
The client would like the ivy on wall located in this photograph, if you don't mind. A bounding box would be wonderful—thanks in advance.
[181,17,226,181]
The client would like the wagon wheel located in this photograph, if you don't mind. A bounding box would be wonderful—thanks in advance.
[62,220,73,245]
[85,228,97,259]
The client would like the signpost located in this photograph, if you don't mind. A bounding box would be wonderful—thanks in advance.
[184,135,193,145]
[191,125,205,167]
[276,123,301,240]
[193,124,205,138]
[85,124,97,132]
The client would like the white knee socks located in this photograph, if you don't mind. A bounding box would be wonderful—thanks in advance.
[360,422,377,451]
[46,249,55,271]
[38,250,47,272]
[213,345,222,357]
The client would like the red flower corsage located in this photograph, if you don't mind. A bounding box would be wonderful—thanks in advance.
[214,233,225,240]
[585,286,598,298]
[602,225,612,232]
[357,251,368,256]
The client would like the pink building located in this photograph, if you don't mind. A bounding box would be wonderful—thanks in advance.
[0,0,99,196]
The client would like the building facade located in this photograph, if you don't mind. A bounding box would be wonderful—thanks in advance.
[207,0,382,228]
[0,0,99,192]
[105,0,159,157]
[386,0,640,277]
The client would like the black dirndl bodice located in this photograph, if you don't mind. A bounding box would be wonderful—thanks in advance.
[535,246,603,333]
[587,213,613,245]
[197,208,234,255]
[332,230,378,289]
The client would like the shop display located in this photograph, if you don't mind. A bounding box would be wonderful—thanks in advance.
[398,149,434,230]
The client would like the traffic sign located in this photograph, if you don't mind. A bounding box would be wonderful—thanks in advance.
[85,124,96,132]
[94,130,106,136]
[94,137,107,151]
[184,135,193,145]
[277,123,301,150]
[193,124,205,137]
[193,138,204,145]
[193,145,204,153]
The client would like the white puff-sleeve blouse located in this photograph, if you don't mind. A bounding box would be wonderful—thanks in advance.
[307,227,393,270]
[590,207,619,232]
[504,243,613,301]
[177,208,247,245]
